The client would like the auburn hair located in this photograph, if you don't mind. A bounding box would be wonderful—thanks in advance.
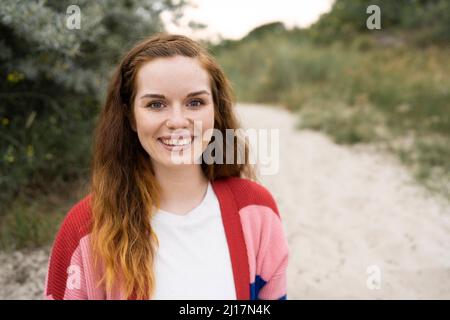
[89,33,256,299]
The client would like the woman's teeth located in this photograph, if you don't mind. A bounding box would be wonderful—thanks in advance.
[161,138,192,146]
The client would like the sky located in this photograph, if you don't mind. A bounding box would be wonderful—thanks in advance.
[162,0,335,42]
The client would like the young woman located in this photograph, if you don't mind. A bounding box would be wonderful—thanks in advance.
[44,33,289,300]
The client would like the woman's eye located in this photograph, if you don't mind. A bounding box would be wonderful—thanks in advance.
[147,101,164,109]
[188,99,204,107]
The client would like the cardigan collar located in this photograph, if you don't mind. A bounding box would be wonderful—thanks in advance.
[211,178,250,300]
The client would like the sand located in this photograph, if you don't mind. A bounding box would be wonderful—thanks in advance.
[237,103,450,299]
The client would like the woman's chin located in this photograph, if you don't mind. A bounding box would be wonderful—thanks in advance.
[154,153,202,167]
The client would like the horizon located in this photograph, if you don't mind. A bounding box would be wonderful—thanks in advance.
[161,0,335,43]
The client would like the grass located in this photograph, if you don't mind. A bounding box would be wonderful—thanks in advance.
[0,202,64,250]
[0,179,89,251]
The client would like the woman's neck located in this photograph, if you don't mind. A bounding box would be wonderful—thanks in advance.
[154,163,209,215]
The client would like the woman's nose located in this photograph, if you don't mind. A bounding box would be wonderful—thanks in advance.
[166,106,190,129]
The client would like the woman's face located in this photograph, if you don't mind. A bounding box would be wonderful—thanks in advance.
[131,55,215,168]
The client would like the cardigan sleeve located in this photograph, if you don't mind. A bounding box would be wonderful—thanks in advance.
[255,210,289,300]
[44,238,90,299]
[44,196,93,300]
[230,177,290,300]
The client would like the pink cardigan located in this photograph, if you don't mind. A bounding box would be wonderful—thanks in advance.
[44,176,289,300]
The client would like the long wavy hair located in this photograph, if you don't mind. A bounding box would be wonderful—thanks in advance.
[89,33,256,299]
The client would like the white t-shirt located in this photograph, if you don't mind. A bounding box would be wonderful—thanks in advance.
[151,182,237,300]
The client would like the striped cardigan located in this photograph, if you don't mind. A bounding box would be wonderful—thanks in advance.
[44,176,289,300]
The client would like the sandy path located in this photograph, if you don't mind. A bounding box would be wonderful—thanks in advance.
[0,248,49,300]
[1,103,450,299]
[236,103,450,299]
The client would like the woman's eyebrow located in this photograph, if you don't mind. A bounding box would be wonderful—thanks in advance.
[140,90,210,99]
[186,90,210,98]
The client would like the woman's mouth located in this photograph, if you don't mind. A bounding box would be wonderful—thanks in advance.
[157,136,195,151]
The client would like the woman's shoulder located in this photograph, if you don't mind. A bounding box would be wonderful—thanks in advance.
[45,194,93,300]
[214,176,280,217]
[55,194,93,242]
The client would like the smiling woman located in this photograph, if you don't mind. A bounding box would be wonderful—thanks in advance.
[131,56,215,168]
[43,33,289,300]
